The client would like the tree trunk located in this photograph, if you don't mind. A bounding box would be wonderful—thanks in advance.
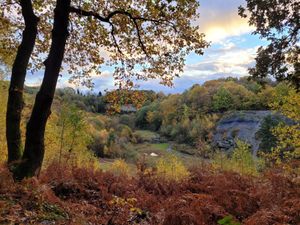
[6,0,38,164]
[13,0,71,180]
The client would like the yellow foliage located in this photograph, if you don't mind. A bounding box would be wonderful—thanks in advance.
[99,129,109,141]
[156,155,190,182]
[109,159,130,176]
[43,103,100,170]
[146,111,155,124]
[105,90,146,114]
[0,82,8,163]
[266,88,300,166]
[212,140,264,176]
[109,196,143,215]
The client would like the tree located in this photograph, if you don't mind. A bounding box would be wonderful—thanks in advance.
[2,0,39,165]
[212,87,233,112]
[0,16,17,71]
[56,103,90,165]
[185,84,211,113]
[256,115,283,154]
[0,81,8,164]
[266,88,300,165]
[2,0,208,179]
[239,0,300,89]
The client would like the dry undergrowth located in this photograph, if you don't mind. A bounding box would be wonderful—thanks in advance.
[0,163,299,225]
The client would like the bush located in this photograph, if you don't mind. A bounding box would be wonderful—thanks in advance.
[156,155,190,182]
[109,159,131,176]
[256,115,283,154]
[212,140,265,176]
[119,114,136,129]
[119,125,133,143]
[133,130,159,143]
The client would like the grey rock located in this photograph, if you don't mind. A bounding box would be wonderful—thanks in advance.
[213,110,272,155]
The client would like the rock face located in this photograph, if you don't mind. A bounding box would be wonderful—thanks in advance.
[213,111,272,155]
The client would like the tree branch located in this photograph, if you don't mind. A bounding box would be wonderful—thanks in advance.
[69,6,177,57]
[108,21,123,56]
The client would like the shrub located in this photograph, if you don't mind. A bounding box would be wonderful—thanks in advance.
[218,215,241,225]
[156,155,190,182]
[109,159,131,176]
[119,114,136,129]
[120,125,133,142]
[256,115,283,153]
[44,103,100,170]
[133,130,158,143]
[212,140,265,176]
[88,129,109,157]
[268,88,300,167]
[196,139,214,158]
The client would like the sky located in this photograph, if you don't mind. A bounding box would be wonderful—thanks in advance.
[25,0,267,94]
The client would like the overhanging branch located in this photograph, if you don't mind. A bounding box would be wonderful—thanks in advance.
[69,6,177,57]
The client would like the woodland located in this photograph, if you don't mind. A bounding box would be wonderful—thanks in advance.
[0,0,299,224]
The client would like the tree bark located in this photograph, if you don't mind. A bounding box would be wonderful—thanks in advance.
[6,0,39,164]
[13,0,71,180]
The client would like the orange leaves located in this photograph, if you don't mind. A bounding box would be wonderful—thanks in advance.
[105,89,146,114]
[2,0,208,88]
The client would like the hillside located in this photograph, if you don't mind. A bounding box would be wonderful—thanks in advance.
[1,0,299,224]
[0,78,299,224]
[1,163,299,225]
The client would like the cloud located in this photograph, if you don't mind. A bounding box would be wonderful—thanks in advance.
[197,0,253,43]
[23,0,261,94]
[184,44,258,79]
[135,72,243,94]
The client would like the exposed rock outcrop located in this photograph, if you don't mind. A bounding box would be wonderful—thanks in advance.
[213,111,272,155]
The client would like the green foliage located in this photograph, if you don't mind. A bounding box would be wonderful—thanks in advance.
[212,87,233,112]
[119,114,136,129]
[134,77,271,145]
[56,88,106,113]
[135,102,162,131]
[218,215,240,225]
[109,196,143,217]
[0,17,16,69]
[231,140,261,175]
[256,115,283,154]
[133,130,159,143]
[213,140,265,176]
[239,0,300,89]
[152,143,169,151]
[44,103,99,169]
[264,87,300,167]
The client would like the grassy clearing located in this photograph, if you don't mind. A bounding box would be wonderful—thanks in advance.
[151,143,169,150]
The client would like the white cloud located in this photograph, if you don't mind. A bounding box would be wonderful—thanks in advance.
[197,0,253,43]
[184,44,259,78]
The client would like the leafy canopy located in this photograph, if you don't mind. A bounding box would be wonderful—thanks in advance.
[239,0,300,88]
[1,0,208,88]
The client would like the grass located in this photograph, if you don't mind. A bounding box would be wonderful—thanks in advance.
[99,158,137,176]
[120,142,206,169]
[151,143,169,150]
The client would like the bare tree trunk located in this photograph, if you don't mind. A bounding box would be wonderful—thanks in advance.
[13,0,71,180]
[6,0,38,164]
